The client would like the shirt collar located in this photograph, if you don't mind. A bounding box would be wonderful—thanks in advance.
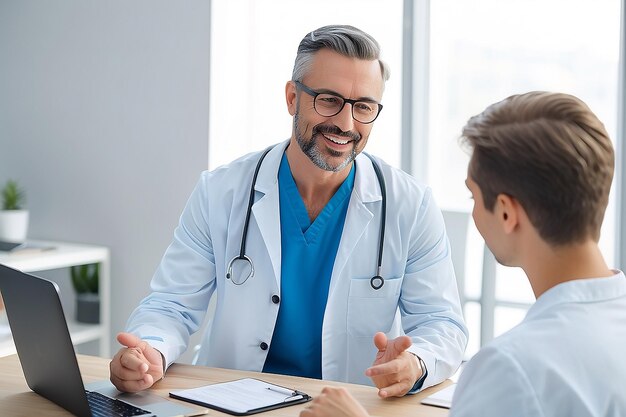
[526,270,626,320]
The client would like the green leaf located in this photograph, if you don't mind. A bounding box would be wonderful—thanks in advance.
[2,179,26,210]
[70,263,99,294]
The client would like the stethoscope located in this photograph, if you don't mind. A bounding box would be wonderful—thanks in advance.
[226,145,387,290]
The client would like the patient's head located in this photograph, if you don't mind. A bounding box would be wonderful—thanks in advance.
[461,91,614,246]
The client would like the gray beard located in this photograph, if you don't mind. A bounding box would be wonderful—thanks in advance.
[294,112,358,172]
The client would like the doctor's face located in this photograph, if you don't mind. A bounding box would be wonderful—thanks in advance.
[286,49,384,172]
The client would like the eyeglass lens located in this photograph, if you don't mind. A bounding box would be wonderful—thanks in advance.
[314,94,378,123]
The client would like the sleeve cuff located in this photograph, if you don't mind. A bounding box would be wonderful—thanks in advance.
[407,346,437,390]
[407,353,428,394]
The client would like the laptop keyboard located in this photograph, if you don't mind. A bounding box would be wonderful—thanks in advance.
[86,390,154,417]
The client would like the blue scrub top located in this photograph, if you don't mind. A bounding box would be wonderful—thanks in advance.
[263,153,355,379]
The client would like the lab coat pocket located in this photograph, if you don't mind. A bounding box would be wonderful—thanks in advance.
[347,276,402,337]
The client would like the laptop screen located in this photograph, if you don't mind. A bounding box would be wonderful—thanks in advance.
[0,263,93,416]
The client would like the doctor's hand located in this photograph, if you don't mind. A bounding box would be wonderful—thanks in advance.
[299,387,370,417]
[109,332,164,393]
[365,332,422,398]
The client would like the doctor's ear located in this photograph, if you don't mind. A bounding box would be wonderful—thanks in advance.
[496,194,520,234]
[286,81,297,116]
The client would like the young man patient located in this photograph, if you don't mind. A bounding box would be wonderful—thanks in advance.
[300,91,626,417]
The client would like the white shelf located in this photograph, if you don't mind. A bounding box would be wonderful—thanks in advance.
[0,240,111,358]
[0,241,108,272]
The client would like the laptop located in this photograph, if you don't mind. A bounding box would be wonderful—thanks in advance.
[0,263,208,417]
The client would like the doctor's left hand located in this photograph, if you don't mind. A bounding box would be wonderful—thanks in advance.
[365,332,422,398]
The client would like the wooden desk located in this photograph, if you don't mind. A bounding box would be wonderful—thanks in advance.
[0,354,451,417]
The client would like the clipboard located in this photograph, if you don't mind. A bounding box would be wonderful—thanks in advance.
[169,378,312,416]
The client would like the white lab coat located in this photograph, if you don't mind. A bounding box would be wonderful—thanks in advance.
[127,141,467,388]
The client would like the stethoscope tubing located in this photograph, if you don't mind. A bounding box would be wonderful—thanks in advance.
[225,146,272,282]
[227,145,387,290]
[366,152,387,290]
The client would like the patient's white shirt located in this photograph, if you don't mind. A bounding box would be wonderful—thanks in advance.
[450,271,626,417]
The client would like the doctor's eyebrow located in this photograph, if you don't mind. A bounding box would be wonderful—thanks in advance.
[309,86,380,103]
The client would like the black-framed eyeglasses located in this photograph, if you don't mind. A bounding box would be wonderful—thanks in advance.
[294,80,383,124]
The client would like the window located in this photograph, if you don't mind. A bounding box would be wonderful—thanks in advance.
[428,0,620,355]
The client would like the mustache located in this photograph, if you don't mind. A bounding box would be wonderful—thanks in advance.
[313,124,361,142]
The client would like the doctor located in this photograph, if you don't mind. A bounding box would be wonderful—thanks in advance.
[109,24,467,396]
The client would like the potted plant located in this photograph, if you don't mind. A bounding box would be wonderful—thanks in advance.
[0,179,29,242]
[71,263,100,324]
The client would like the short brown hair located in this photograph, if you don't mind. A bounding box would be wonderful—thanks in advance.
[461,91,614,245]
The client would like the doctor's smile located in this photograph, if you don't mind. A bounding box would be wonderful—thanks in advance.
[316,127,361,150]
[321,133,356,146]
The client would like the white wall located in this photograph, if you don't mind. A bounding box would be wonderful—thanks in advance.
[0,1,210,357]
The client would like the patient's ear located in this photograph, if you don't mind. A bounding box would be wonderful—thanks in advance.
[496,194,520,234]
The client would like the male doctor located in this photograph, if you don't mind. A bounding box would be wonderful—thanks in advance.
[110,24,467,396]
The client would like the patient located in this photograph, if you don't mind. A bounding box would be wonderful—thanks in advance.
[300,91,626,417]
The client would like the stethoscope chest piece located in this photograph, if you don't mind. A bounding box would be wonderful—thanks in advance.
[370,275,384,290]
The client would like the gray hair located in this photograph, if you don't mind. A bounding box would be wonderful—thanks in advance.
[291,25,390,83]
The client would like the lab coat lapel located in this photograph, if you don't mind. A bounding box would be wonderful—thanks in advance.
[250,141,288,286]
[329,154,382,295]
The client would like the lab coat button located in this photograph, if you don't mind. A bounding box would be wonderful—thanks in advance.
[271,294,280,304]
[260,342,269,350]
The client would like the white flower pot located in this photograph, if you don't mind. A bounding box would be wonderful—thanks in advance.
[0,210,29,242]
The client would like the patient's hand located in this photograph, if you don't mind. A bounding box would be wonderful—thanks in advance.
[300,387,370,417]
[109,332,164,393]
